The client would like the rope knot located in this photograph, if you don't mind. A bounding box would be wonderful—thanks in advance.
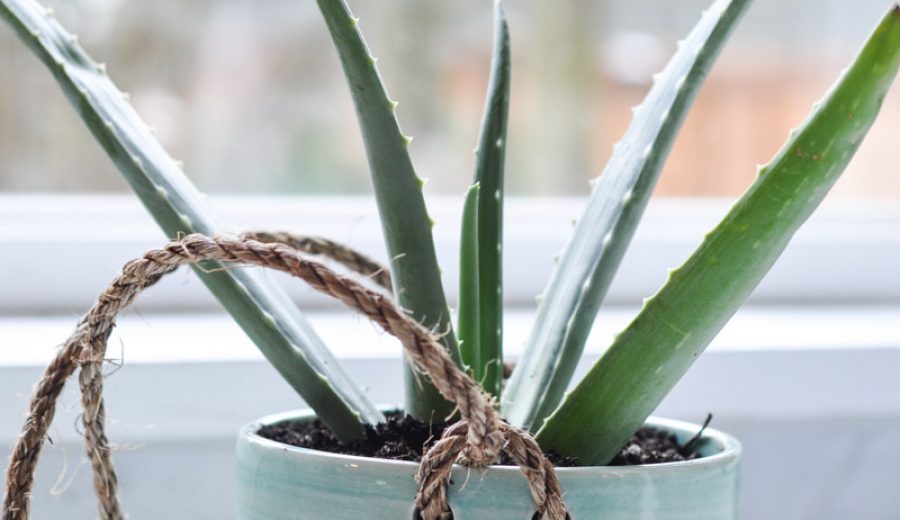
[415,418,565,520]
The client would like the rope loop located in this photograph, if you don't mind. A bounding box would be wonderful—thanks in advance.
[1,233,566,520]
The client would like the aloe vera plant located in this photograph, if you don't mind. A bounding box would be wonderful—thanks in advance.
[2,0,898,472]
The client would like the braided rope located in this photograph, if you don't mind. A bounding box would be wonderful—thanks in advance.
[2,233,565,520]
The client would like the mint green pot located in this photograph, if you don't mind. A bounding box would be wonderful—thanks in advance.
[236,410,741,519]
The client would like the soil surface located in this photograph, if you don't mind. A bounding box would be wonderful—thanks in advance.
[258,411,705,467]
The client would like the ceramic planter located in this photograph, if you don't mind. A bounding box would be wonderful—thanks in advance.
[236,410,741,519]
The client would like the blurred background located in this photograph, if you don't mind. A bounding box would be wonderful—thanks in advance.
[0,0,897,198]
[2,2,900,519]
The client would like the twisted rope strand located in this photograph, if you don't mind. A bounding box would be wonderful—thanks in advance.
[241,231,392,290]
[503,427,567,520]
[414,421,566,520]
[2,233,565,520]
[415,422,468,519]
[2,264,174,520]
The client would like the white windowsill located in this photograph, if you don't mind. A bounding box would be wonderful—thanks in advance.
[2,304,900,447]
[3,305,900,366]
[2,195,899,444]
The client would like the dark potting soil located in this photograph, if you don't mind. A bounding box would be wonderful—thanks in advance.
[257,411,705,467]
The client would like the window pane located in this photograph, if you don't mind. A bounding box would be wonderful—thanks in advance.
[0,0,896,197]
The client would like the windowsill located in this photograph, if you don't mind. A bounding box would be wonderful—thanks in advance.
[2,304,899,444]
[2,305,900,367]
[2,195,899,445]
[3,306,900,520]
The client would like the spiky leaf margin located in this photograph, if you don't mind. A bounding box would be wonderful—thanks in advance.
[503,0,752,431]
[538,4,900,464]
[0,0,382,438]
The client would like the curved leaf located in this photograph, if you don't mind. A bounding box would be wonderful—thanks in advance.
[315,0,459,419]
[0,0,382,439]
[538,4,900,464]
[503,0,752,431]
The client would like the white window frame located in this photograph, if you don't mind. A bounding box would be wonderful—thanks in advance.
[2,194,899,313]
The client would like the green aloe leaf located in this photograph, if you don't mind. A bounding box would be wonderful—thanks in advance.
[0,0,383,439]
[467,0,511,399]
[537,4,900,465]
[315,0,459,419]
[503,0,752,431]
[458,183,481,378]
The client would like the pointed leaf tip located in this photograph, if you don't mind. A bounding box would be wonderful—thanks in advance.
[465,0,510,399]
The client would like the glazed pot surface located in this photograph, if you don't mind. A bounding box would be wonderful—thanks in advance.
[236,410,741,519]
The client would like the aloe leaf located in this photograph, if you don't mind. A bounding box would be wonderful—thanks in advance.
[502,0,752,431]
[537,4,900,465]
[469,0,511,399]
[0,0,383,439]
[457,183,481,378]
[315,0,459,419]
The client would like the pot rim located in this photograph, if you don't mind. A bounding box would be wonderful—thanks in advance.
[240,408,741,474]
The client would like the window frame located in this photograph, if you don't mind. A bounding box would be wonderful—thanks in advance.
[1,194,898,314]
